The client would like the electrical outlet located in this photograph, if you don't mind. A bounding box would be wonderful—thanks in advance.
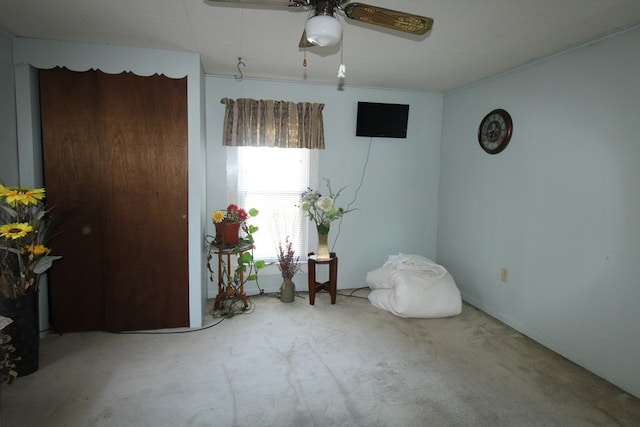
[501,268,509,283]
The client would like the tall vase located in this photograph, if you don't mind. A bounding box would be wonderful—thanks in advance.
[214,221,242,247]
[316,224,331,261]
[0,292,39,377]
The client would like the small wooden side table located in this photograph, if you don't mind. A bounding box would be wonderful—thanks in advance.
[213,242,252,310]
[307,252,338,305]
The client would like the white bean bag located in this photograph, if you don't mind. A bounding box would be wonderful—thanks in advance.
[367,254,462,318]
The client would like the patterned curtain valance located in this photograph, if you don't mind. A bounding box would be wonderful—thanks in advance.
[220,98,325,149]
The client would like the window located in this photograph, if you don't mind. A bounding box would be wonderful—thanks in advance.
[227,146,317,261]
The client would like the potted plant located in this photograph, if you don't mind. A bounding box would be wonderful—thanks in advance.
[300,178,353,260]
[211,204,250,247]
[276,236,300,303]
[206,205,265,317]
[0,184,61,376]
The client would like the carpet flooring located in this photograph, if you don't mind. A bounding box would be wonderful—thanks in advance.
[2,289,639,426]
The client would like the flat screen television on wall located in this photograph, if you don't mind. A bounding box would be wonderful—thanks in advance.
[356,102,410,138]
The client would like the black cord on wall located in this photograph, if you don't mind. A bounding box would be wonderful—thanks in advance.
[332,136,373,250]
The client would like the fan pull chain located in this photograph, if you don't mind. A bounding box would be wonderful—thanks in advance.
[337,38,345,78]
[303,50,307,67]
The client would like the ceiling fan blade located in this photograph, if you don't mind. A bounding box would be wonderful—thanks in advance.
[343,3,433,35]
[206,0,309,10]
[299,30,315,48]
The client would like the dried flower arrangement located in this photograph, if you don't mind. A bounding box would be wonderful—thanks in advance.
[276,236,300,280]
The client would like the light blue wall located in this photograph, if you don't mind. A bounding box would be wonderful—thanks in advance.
[438,26,640,398]
[206,77,443,294]
[0,30,18,184]
[0,31,51,334]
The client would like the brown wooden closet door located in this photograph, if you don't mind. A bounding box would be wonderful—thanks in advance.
[40,68,189,332]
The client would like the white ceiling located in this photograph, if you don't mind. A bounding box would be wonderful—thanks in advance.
[1,0,640,92]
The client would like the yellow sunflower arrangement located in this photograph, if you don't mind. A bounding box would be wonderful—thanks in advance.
[0,184,61,299]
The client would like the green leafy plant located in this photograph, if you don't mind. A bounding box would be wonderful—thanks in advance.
[205,207,265,314]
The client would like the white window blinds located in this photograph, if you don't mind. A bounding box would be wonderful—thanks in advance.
[236,146,312,261]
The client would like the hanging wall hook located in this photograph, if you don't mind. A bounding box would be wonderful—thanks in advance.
[234,57,245,82]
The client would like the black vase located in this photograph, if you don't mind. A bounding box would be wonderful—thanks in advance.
[0,292,39,377]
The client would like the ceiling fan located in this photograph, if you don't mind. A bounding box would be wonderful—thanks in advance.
[207,0,433,48]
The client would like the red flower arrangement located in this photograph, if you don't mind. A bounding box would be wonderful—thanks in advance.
[212,204,249,223]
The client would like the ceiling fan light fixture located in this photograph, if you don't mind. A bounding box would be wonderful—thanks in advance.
[305,14,342,47]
